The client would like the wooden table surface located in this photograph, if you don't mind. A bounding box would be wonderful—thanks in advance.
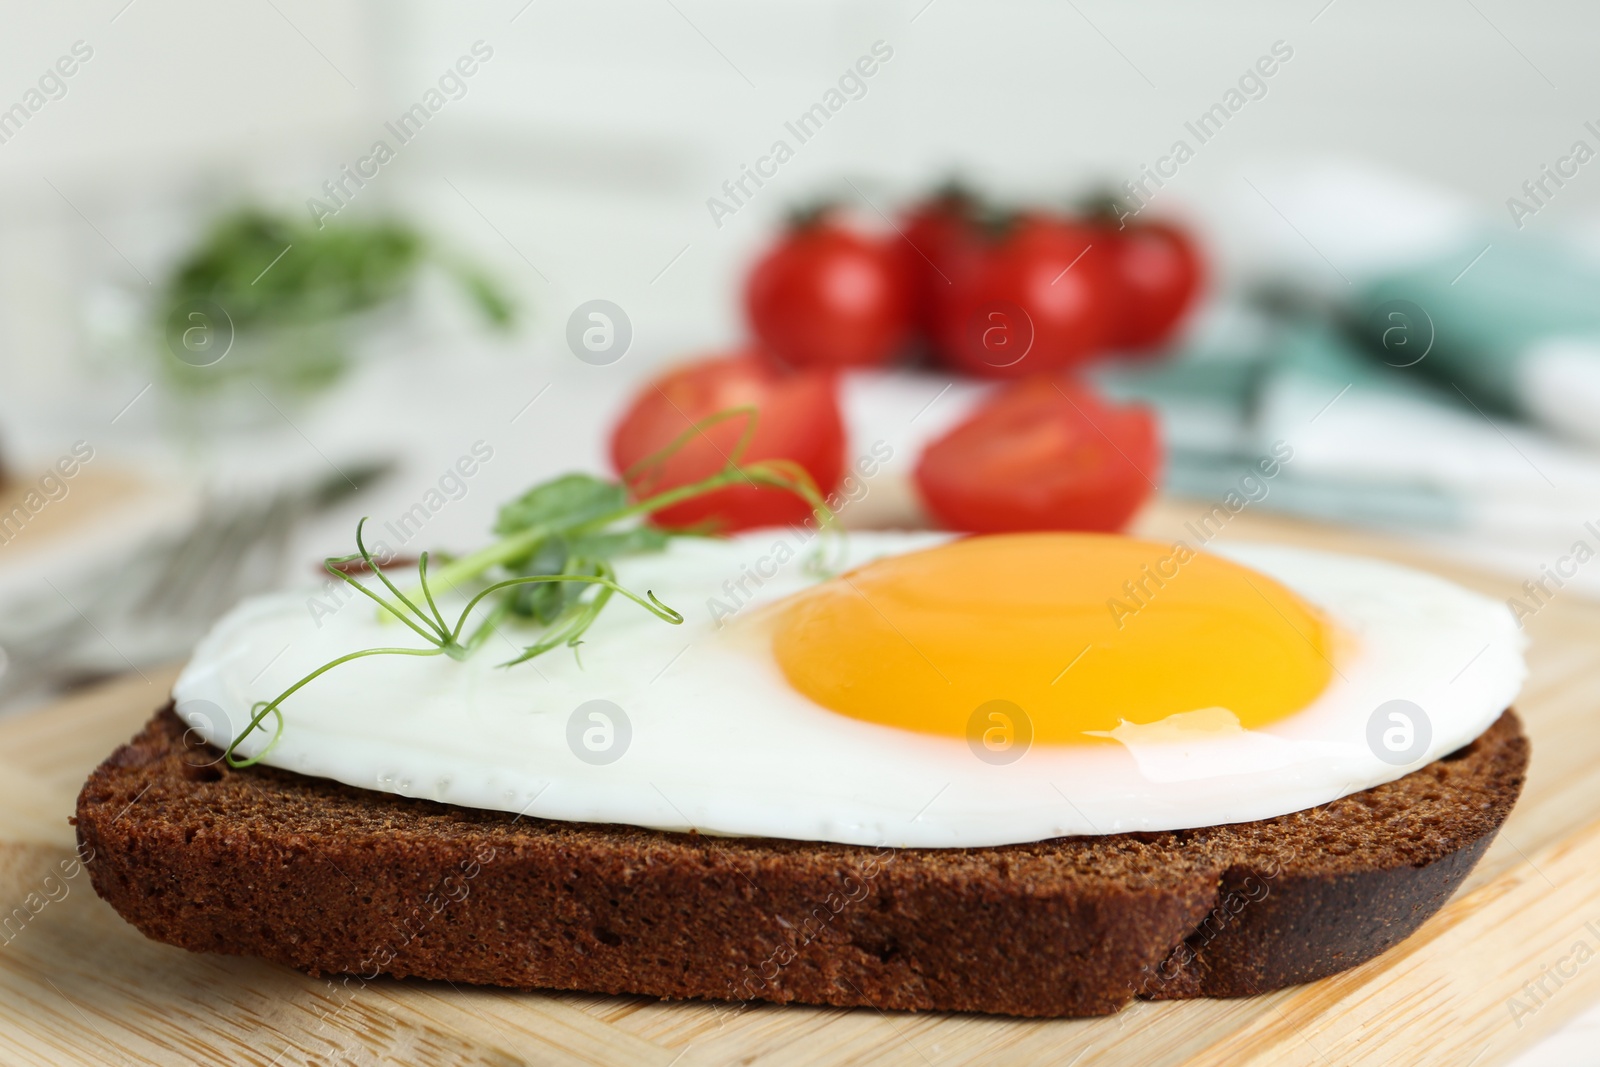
[2,499,1599,1066]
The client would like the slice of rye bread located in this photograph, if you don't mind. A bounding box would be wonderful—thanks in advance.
[73,705,1528,1018]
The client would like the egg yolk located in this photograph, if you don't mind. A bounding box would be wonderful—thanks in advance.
[771,533,1333,743]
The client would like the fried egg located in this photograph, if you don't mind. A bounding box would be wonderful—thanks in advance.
[174,531,1525,848]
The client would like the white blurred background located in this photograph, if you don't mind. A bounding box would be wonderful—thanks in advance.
[5,0,1599,404]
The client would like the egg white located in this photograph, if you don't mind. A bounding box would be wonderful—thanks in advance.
[173,531,1526,848]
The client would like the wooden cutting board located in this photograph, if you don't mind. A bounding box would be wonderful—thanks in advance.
[3,501,1599,1066]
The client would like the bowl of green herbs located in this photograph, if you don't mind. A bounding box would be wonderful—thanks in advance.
[156,207,515,396]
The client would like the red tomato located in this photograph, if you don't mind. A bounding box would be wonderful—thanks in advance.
[745,220,911,369]
[609,351,845,531]
[914,376,1161,532]
[1094,219,1204,352]
[933,215,1116,378]
[898,190,984,336]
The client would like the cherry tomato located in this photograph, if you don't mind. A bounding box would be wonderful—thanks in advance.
[898,189,985,337]
[933,215,1116,378]
[609,351,845,531]
[745,219,911,369]
[1094,219,1204,352]
[914,376,1161,532]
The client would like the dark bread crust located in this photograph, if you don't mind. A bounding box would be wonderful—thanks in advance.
[73,706,1527,1017]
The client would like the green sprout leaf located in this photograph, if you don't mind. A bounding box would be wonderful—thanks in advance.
[494,473,626,539]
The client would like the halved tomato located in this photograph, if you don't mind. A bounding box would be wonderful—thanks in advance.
[914,376,1161,532]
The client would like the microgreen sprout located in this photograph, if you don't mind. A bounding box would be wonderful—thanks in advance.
[223,407,835,767]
